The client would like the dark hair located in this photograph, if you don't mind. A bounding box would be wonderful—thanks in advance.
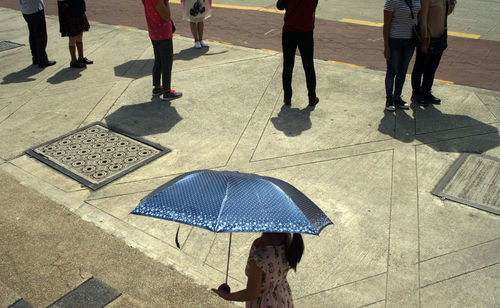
[285,233,304,271]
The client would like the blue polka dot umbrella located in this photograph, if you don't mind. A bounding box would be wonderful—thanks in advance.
[131,170,333,282]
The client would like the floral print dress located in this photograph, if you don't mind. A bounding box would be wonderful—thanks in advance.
[245,244,294,308]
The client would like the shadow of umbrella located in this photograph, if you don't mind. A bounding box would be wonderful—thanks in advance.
[271,104,314,137]
[378,104,500,153]
[1,65,39,84]
[105,100,182,137]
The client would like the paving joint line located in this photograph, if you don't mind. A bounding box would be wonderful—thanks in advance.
[357,299,386,308]
[255,148,396,174]
[419,237,500,263]
[295,272,387,300]
[250,138,396,163]
[419,262,500,289]
[226,60,281,166]
[384,149,395,308]
[414,145,422,307]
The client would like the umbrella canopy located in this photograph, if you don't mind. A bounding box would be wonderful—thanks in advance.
[132,170,332,235]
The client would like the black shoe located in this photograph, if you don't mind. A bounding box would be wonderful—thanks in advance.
[394,97,410,109]
[423,93,441,105]
[308,97,319,106]
[385,97,395,112]
[70,61,86,68]
[284,98,291,106]
[38,60,56,68]
[412,92,428,107]
[162,89,183,101]
[78,57,93,65]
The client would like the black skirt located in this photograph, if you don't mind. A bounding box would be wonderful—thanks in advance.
[58,1,90,37]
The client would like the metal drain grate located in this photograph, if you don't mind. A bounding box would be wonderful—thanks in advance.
[432,153,500,215]
[26,123,170,190]
[47,278,120,308]
[0,41,23,52]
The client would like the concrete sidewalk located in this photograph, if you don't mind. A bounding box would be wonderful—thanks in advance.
[1,7,499,308]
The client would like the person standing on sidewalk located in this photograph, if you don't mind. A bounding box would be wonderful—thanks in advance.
[181,0,212,49]
[19,0,56,68]
[142,0,182,101]
[383,0,420,111]
[277,0,319,107]
[57,0,93,68]
[411,0,456,106]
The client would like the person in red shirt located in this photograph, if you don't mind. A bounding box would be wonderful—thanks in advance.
[277,0,319,107]
[142,0,182,100]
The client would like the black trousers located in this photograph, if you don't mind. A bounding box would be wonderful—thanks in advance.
[411,47,443,95]
[282,30,317,99]
[151,38,173,90]
[23,9,48,65]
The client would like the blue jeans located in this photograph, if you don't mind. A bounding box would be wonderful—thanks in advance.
[385,38,415,99]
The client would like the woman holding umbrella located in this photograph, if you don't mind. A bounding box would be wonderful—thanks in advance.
[131,170,331,307]
[212,232,304,307]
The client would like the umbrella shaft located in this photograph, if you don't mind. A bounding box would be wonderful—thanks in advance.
[225,233,232,284]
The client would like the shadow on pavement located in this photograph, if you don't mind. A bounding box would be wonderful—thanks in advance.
[114,48,228,79]
[105,99,182,137]
[47,67,84,84]
[174,46,209,61]
[1,65,39,84]
[270,104,314,137]
[114,59,153,80]
[378,104,500,153]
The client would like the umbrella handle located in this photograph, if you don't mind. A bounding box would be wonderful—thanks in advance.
[225,233,232,284]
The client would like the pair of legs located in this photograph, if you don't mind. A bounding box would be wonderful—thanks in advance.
[385,38,415,103]
[411,47,443,102]
[190,21,208,48]
[190,21,204,41]
[23,9,52,67]
[282,30,317,105]
[68,33,84,63]
[151,38,182,100]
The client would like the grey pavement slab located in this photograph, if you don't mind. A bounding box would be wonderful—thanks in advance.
[1,6,500,308]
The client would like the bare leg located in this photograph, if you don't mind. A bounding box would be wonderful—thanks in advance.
[75,33,84,59]
[197,21,204,40]
[190,22,200,41]
[69,36,77,62]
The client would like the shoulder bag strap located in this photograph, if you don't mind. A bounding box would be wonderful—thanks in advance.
[404,0,416,24]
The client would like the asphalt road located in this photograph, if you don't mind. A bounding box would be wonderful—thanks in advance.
[2,0,499,91]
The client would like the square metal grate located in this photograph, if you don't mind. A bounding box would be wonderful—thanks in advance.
[0,41,23,52]
[26,123,170,190]
[432,153,500,215]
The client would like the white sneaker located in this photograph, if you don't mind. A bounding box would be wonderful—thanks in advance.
[200,40,209,47]
[194,41,202,49]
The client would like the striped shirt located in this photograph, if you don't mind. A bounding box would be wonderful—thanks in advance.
[19,0,44,15]
[384,0,421,39]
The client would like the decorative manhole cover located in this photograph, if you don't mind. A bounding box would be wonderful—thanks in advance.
[0,41,23,52]
[26,123,170,190]
[432,153,500,215]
